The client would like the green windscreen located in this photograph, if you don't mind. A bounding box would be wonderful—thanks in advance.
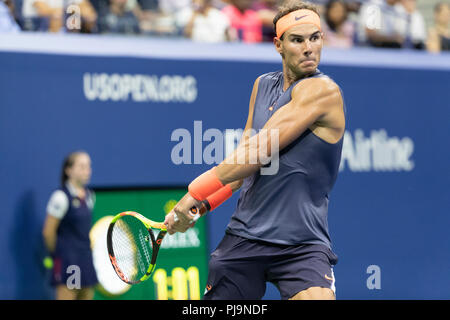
[91,188,209,300]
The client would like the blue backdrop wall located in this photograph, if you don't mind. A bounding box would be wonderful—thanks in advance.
[1,34,449,299]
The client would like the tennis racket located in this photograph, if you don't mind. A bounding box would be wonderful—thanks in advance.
[107,207,205,285]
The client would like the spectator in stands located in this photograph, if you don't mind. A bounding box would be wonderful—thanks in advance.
[252,0,278,42]
[159,0,190,14]
[427,2,450,53]
[322,0,355,48]
[131,0,157,34]
[176,0,230,42]
[21,0,63,31]
[150,0,191,36]
[0,0,21,32]
[357,0,405,48]
[97,0,141,34]
[394,0,426,49]
[222,0,263,43]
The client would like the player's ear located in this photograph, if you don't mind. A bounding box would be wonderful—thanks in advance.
[273,36,283,55]
[65,166,73,179]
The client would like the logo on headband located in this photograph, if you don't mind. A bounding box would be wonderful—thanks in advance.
[276,9,322,38]
[294,15,308,21]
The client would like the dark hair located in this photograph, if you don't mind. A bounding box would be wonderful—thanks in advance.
[435,2,449,13]
[325,0,348,32]
[273,0,320,38]
[60,151,87,187]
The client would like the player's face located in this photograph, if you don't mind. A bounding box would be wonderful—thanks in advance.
[67,153,92,186]
[275,24,323,77]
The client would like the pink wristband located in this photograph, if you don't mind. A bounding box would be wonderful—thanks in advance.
[188,167,224,201]
[205,185,233,211]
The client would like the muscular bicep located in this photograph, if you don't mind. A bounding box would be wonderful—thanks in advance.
[261,78,342,152]
[216,77,342,184]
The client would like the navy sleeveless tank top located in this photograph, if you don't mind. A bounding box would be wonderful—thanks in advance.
[55,186,94,255]
[226,70,344,248]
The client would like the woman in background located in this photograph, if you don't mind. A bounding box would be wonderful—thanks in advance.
[42,151,97,300]
[176,0,230,42]
[427,2,450,53]
[322,0,355,49]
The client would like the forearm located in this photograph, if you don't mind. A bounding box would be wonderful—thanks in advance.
[43,232,57,253]
[216,132,268,184]
[42,215,61,254]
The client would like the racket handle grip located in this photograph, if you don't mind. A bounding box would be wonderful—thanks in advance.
[190,202,208,222]
[173,202,207,223]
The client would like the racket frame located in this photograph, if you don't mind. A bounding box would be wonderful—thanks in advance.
[107,211,167,285]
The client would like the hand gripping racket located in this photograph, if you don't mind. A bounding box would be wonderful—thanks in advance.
[107,207,205,284]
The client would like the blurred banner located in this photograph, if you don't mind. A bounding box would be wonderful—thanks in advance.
[0,34,449,299]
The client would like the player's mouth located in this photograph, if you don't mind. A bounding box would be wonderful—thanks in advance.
[301,58,316,65]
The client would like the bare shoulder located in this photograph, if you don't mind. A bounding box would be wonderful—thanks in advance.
[291,76,343,111]
[291,76,345,142]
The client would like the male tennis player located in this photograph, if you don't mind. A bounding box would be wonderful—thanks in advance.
[165,0,345,300]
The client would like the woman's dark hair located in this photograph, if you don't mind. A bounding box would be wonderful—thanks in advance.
[325,0,348,32]
[273,0,320,39]
[60,151,86,187]
[435,2,449,14]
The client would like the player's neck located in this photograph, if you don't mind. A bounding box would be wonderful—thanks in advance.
[67,179,86,198]
[282,65,315,91]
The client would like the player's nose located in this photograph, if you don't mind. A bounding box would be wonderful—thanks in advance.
[303,40,313,55]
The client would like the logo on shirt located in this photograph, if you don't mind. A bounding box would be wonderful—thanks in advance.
[72,199,81,208]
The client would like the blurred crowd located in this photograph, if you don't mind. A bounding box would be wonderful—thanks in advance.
[1,0,449,53]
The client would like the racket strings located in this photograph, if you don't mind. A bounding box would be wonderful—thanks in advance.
[111,215,154,283]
